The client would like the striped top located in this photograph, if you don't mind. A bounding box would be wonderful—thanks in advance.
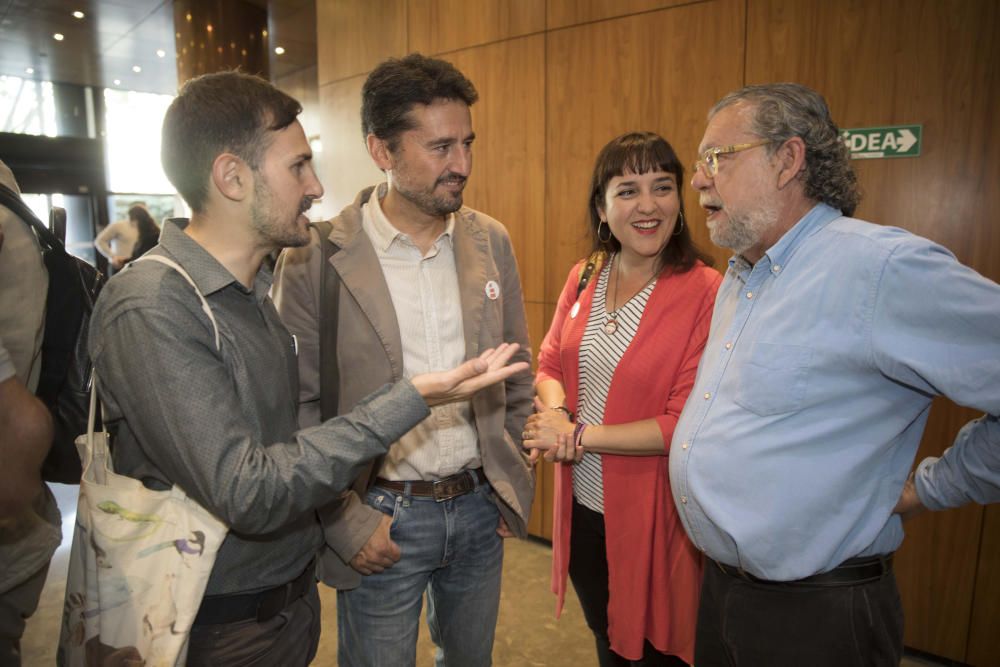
[573,256,657,513]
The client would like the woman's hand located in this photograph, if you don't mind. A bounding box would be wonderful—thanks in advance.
[523,396,581,463]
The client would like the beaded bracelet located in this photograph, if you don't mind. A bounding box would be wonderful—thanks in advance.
[572,421,587,451]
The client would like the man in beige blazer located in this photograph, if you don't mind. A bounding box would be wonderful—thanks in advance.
[272,54,534,666]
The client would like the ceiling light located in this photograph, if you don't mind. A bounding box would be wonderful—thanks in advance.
[132,65,142,73]
[113,79,121,86]
[262,29,268,38]
[25,67,34,75]
[207,24,214,34]
[53,33,65,41]
[156,49,166,58]
[274,46,285,55]
[72,11,85,19]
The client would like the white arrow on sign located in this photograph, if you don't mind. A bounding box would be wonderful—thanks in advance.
[897,128,917,152]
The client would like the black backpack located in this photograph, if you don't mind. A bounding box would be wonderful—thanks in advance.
[0,183,105,483]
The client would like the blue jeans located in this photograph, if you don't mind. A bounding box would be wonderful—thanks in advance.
[337,474,504,667]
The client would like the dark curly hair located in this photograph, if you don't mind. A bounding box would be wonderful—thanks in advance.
[161,70,302,213]
[711,83,861,216]
[588,132,714,273]
[361,53,478,150]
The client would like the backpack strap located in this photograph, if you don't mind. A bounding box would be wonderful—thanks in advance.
[0,182,63,254]
[311,220,340,422]
[576,250,607,299]
[132,255,220,352]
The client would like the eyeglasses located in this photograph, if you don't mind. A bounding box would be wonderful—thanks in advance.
[692,140,771,177]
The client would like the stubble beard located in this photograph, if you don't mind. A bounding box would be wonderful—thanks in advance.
[250,179,312,249]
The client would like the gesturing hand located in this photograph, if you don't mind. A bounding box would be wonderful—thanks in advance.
[411,343,529,407]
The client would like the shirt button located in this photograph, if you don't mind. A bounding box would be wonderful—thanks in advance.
[725,342,732,350]
[703,392,711,400]
[680,496,687,504]
[681,442,689,450]
[746,291,753,299]
[772,264,782,273]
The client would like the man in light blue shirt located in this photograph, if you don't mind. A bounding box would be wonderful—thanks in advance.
[671,83,1000,666]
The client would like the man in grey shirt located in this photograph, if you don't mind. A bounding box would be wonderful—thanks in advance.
[86,70,527,666]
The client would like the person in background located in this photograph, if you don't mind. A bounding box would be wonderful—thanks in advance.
[0,159,61,666]
[673,82,1000,666]
[125,204,161,262]
[525,132,720,666]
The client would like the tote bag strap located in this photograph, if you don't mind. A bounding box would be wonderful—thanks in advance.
[132,254,221,351]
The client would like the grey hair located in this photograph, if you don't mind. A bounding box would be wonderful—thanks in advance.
[711,83,861,216]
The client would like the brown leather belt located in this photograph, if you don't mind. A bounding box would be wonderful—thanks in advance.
[374,468,487,502]
[713,554,893,587]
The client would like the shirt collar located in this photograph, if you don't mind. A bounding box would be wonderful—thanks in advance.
[363,184,455,253]
[158,218,271,302]
[726,202,842,281]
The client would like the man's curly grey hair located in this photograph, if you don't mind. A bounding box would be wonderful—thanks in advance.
[711,83,861,216]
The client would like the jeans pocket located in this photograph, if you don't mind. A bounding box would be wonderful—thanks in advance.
[366,488,402,528]
[734,342,813,416]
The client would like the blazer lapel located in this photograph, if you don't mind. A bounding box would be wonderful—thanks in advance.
[453,209,488,361]
[328,212,406,381]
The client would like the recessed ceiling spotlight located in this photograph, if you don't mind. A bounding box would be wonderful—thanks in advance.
[132,65,142,73]
[25,67,34,74]
[72,11,85,19]
[53,33,65,41]
[156,49,166,58]
[274,46,285,55]
[206,24,213,33]
[113,79,121,86]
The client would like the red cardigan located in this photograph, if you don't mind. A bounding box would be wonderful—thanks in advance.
[536,259,721,663]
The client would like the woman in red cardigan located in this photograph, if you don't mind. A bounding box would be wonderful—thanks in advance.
[525,132,721,666]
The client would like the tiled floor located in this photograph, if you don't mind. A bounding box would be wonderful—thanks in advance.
[20,483,952,666]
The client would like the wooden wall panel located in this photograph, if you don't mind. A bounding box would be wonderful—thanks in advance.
[447,36,547,303]
[968,504,1000,667]
[274,65,321,140]
[746,0,1000,661]
[746,0,1000,280]
[316,76,385,217]
[316,0,406,85]
[526,300,547,537]
[408,0,544,56]
[546,0,693,30]
[545,0,743,302]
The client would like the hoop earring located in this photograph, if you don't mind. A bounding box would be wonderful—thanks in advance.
[598,220,612,243]
[673,211,685,236]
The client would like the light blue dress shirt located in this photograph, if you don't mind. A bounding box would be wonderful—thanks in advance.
[670,203,1000,580]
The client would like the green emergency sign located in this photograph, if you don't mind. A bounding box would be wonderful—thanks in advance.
[841,125,921,160]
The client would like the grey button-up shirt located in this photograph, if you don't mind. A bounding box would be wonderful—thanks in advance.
[89,219,430,595]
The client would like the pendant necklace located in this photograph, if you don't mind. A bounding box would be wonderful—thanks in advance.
[603,253,659,336]
[603,254,623,335]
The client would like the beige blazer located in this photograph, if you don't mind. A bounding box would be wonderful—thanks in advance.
[272,185,535,589]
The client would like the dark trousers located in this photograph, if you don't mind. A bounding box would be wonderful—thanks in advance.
[569,499,688,667]
[695,560,904,667]
[186,580,321,667]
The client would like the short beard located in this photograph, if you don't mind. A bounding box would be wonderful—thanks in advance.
[709,201,778,257]
[397,175,465,218]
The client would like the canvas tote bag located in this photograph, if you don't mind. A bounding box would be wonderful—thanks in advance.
[59,255,227,666]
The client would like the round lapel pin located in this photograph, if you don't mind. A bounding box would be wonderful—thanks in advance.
[485,280,500,300]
